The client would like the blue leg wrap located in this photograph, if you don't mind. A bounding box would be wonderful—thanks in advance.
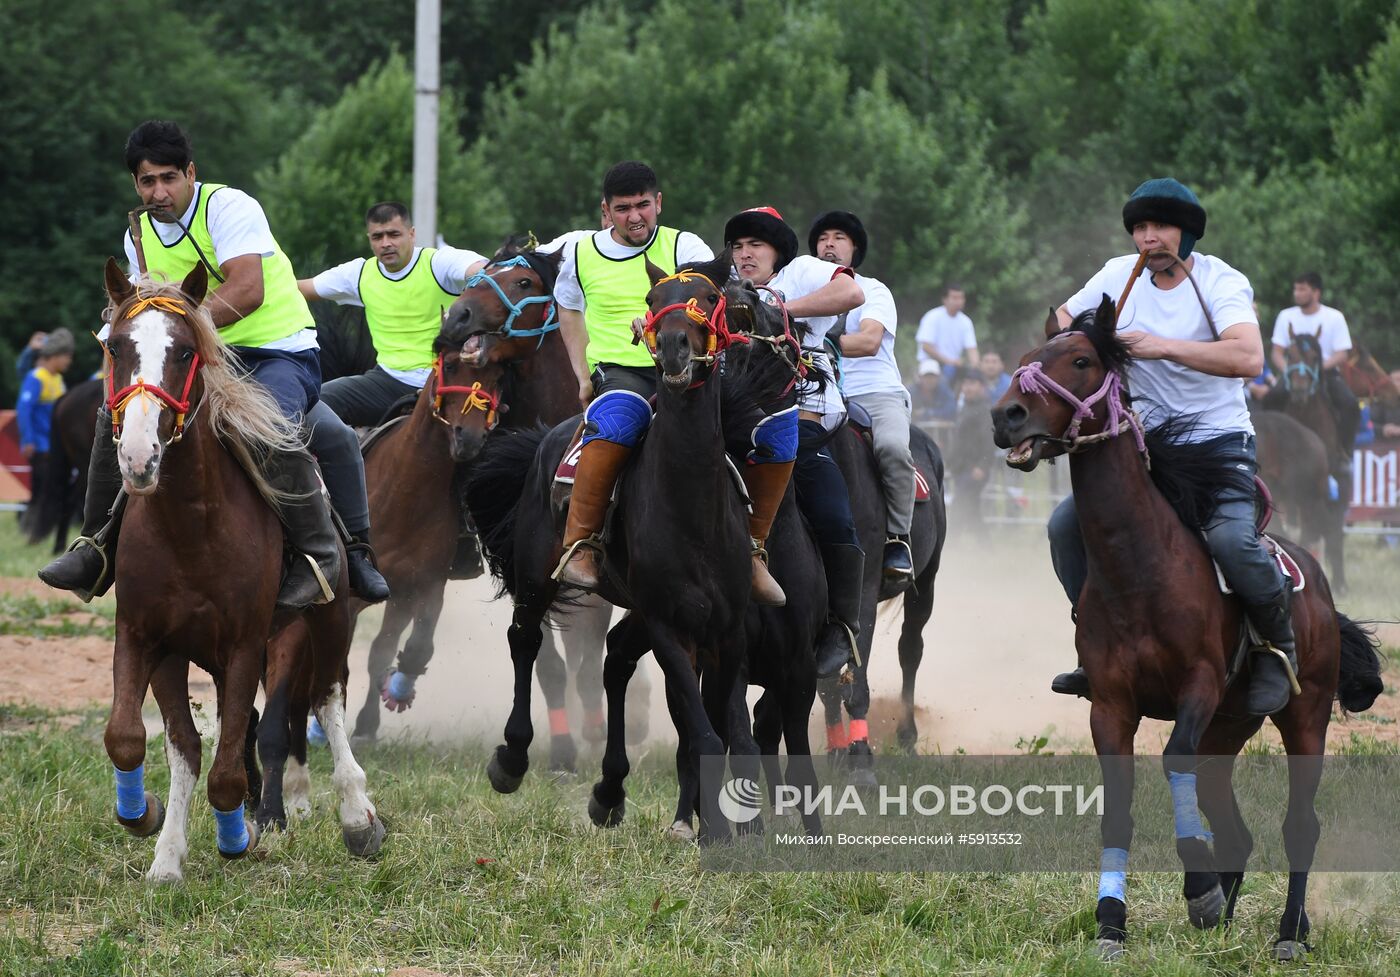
[581,390,653,448]
[749,406,799,464]
[1098,847,1128,902]
[1169,770,1213,841]
[214,806,250,855]
[387,671,416,700]
[307,715,327,747]
[114,764,147,820]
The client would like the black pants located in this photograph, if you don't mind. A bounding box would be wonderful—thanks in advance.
[793,420,858,548]
[319,366,420,428]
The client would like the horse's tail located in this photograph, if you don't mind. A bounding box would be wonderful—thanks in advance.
[1335,614,1385,714]
[465,425,549,597]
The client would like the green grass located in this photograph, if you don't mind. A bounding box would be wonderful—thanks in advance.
[0,514,52,579]
[0,594,114,639]
[1,714,1398,976]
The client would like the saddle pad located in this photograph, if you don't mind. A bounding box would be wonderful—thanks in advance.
[1215,534,1305,595]
[914,466,932,502]
[554,436,584,484]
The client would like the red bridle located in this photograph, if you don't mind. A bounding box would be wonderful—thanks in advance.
[638,270,748,364]
[432,352,502,429]
[104,295,203,443]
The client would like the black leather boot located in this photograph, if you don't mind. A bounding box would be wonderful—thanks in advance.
[1051,667,1090,698]
[38,408,124,602]
[262,448,341,609]
[815,543,864,678]
[345,529,390,603]
[1245,590,1300,716]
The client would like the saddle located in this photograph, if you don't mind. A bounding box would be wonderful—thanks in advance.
[846,400,934,503]
[356,394,420,458]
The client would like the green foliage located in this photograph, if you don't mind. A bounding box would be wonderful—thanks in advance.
[257,54,513,274]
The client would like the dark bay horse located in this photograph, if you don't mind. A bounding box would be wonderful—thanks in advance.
[1252,410,1343,582]
[991,296,1382,960]
[92,259,383,881]
[468,254,754,842]
[24,376,102,552]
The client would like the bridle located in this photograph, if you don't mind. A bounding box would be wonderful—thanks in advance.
[744,285,809,396]
[460,255,558,345]
[104,295,203,444]
[431,352,502,429]
[1283,341,1322,396]
[1011,359,1148,460]
[638,270,748,371]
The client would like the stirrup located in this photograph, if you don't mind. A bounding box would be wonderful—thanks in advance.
[552,535,603,582]
[1259,645,1303,696]
[52,535,111,604]
[751,538,770,564]
[301,553,335,604]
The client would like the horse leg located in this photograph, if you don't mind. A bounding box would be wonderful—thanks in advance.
[1163,688,1226,929]
[1271,709,1329,960]
[1323,502,1347,593]
[391,583,446,713]
[145,656,200,884]
[536,626,577,775]
[106,628,162,839]
[695,639,743,845]
[663,675,699,840]
[257,620,305,832]
[1195,719,1260,926]
[487,600,549,793]
[353,596,413,742]
[896,559,938,754]
[563,599,612,745]
[206,648,262,860]
[589,613,645,827]
[780,668,823,837]
[844,623,877,788]
[753,689,785,810]
[284,669,313,821]
[1089,704,1140,959]
[726,665,764,837]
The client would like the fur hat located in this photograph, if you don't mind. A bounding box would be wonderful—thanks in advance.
[724,206,798,272]
[1122,178,1207,259]
[807,210,868,267]
[40,328,74,358]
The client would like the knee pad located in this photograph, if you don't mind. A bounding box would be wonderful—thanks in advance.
[749,406,799,464]
[581,390,653,448]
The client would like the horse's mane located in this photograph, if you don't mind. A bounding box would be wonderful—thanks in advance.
[1065,300,1134,377]
[491,232,562,296]
[1289,331,1323,358]
[110,277,304,508]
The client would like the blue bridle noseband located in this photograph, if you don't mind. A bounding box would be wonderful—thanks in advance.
[462,255,558,342]
[1284,360,1320,394]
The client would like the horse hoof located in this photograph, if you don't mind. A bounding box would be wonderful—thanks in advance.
[588,793,625,828]
[666,820,697,842]
[847,766,878,789]
[1096,938,1126,961]
[118,792,165,838]
[1187,883,1225,929]
[218,818,259,860]
[343,816,387,858]
[1273,939,1309,962]
[486,752,525,794]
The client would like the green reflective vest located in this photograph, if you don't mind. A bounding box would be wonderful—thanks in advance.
[140,183,312,348]
[356,248,456,372]
[575,226,680,370]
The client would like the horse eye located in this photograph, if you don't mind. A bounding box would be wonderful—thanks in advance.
[1073,357,1090,369]
[707,293,719,305]
[180,349,195,362]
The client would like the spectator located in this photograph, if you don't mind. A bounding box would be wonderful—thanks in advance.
[916,285,978,384]
[1245,363,1275,404]
[17,328,74,510]
[911,359,957,422]
[978,349,1012,400]
[1374,369,1400,439]
[950,373,995,535]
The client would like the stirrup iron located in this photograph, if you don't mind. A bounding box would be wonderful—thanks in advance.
[552,535,603,582]
[1261,645,1303,696]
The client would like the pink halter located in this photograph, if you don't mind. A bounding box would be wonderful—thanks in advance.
[1012,361,1147,456]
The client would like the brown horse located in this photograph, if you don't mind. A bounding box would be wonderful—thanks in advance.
[1339,341,1399,404]
[991,296,1382,960]
[94,259,383,881]
[1252,410,1345,585]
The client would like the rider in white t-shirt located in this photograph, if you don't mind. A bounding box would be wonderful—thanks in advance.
[1046,178,1297,718]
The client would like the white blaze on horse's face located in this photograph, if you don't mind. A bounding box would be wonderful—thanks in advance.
[116,310,176,495]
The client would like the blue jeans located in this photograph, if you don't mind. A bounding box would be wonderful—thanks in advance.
[1047,433,1285,609]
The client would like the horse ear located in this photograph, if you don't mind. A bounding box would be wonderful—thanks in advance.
[543,247,564,275]
[1095,292,1117,332]
[644,256,668,286]
[180,262,209,306]
[1043,306,1059,339]
[104,256,134,306]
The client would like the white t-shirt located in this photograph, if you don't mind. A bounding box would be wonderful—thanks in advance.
[1270,304,1352,360]
[554,227,713,312]
[309,245,486,384]
[915,306,976,365]
[120,183,317,353]
[839,274,901,398]
[758,255,857,420]
[1066,252,1258,439]
[537,228,594,256]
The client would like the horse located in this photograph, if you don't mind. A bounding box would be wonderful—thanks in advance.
[468,253,757,842]
[1252,410,1344,584]
[990,295,1383,960]
[24,376,103,553]
[1339,341,1399,405]
[817,422,946,784]
[93,258,384,881]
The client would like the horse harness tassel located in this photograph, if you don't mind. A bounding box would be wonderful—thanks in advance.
[431,353,502,429]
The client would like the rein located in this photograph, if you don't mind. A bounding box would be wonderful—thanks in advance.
[104,296,203,443]
[461,255,558,344]
[431,352,502,429]
[1012,361,1148,460]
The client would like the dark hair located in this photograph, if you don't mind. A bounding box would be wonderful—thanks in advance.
[366,201,411,225]
[943,284,965,297]
[1294,271,1323,292]
[602,161,659,202]
[125,120,193,175]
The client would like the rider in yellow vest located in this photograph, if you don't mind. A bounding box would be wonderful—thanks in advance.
[40,120,388,607]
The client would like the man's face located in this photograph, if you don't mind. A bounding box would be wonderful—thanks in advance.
[43,353,73,374]
[980,352,1004,380]
[605,191,661,247]
[962,378,988,402]
[133,160,197,222]
[1293,281,1321,309]
[815,229,855,267]
[367,216,416,272]
[732,237,778,285]
[943,289,966,315]
[1131,221,1184,272]
[920,372,941,394]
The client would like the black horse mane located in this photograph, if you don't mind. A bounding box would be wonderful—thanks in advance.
[493,232,564,296]
[1065,295,1134,377]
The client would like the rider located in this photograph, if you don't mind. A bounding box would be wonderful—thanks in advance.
[298,201,487,425]
[1047,178,1297,717]
[809,210,917,585]
[39,120,387,608]
[725,206,865,674]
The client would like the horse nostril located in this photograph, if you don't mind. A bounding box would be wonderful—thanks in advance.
[1002,403,1027,427]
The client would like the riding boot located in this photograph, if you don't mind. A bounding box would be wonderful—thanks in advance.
[1051,607,1091,698]
[261,448,341,609]
[814,543,864,678]
[38,408,124,602]
[742,461,794,607]
[553,439,631,590]
[345,528,390,603]
[1244,590,1300,716]
[882,533,914,589]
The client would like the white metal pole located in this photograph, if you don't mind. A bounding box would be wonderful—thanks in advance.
[413,0,440,245]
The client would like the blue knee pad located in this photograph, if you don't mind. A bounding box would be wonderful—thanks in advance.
[114,764,147,820]
[749,406,798,464]
[581,390,653,448]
